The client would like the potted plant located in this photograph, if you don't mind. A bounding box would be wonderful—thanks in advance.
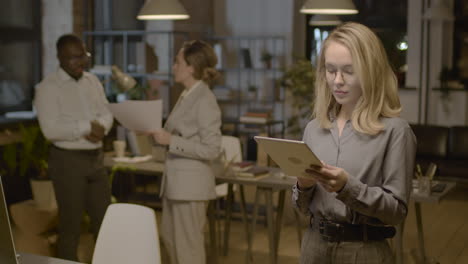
[1,124,56,210]
[438,66,459,114]
[247,85,258,100]
[280,59,316,137]
[261,51,273,69]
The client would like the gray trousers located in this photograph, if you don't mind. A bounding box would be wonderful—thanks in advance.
[48,146,111,261]
[161,198,207,264]
[300,226,395,264]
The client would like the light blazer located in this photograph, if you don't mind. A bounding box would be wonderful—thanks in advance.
[160,81,222,201]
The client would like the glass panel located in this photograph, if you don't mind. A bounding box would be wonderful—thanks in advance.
[0,0,33,28]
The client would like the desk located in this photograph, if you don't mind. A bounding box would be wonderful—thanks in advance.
[215,172,297,264]
[104,156,298,264]
[19,252,84,264]
[395,181,456,264]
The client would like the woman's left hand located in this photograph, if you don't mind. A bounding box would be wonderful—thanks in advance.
[305,162,349,193]
[151,129,172,146]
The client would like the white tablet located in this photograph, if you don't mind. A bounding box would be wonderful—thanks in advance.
[254,136,321,178]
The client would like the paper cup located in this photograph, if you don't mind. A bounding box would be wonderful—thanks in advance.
[113,140,126,157]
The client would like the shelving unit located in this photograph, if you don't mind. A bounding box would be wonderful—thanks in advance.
[82,30,189,117]
[205,35,286,160]
[206,36,286,137]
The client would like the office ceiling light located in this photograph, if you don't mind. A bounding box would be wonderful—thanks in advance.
[309,15,342,26]
[300,0,358,15]
[137,0,190,20]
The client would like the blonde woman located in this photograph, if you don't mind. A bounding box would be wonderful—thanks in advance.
[293,22,416,263]
[149,40,221,264]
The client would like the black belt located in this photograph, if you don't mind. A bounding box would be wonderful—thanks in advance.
[314,218,396,242]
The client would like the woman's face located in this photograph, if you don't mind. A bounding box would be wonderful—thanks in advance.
[324,41,362,110]
[173,49,194,85]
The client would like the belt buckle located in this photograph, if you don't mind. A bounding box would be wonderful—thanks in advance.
[319,220,344,242]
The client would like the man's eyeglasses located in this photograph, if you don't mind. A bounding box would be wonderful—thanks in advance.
[68,52,91,63]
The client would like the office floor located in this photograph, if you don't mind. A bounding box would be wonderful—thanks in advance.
[14,184,468,264]
[162,184,468,264]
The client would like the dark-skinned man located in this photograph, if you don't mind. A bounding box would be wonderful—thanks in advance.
[34,34,113,261]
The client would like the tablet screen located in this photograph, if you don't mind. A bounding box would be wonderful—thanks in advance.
[254,136,321,178]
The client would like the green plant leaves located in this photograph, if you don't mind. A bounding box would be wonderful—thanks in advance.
[281,59,316,136]
[1,124,50,179]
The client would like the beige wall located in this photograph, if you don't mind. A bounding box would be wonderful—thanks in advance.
[41,0,73,77]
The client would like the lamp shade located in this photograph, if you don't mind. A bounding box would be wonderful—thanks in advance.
[309,15,342,26]
[112,66,137,92]
[137,0,190,20]
[300,0,358,15]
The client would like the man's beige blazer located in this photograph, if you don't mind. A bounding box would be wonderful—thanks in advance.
[160,81,222,201]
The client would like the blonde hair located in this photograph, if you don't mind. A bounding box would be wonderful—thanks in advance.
[314,22,401,135]
[182,40,219,83]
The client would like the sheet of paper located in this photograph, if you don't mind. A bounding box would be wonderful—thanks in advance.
[107,100,162,132]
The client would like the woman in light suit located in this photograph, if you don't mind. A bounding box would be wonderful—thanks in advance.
[150,40,221,264]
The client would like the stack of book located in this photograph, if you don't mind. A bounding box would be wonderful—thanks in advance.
[231,161,255,172]
[239,110,272,124]
[236,166,270,179]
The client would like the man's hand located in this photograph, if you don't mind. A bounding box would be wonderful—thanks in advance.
[304,163,349,193]
[85,120,105,143]
[151,129,172,146]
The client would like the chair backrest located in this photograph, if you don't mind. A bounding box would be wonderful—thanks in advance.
[411,124,449,158]
[92,203,161,264]
[216,136,243,197]
[448,126,468,159]
[220,135,242,165]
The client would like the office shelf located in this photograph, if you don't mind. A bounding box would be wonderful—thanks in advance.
[207,35,287,139]
[83,30,189,115]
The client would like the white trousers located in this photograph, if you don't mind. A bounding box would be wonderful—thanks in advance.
[161,198,207,264]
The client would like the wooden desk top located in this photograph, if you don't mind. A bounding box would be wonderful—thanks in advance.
[103,154,164,175]
[411,180,456,203]
[19,252,84,264]
[104,154,296,190]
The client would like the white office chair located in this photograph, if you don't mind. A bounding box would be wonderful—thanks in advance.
[92,203,161,264]
[215,135,242,197]
[212,135,242,253]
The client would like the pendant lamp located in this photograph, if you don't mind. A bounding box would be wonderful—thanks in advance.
[300,0,358,15]
[309,15,342,26]
[137,0,190,20]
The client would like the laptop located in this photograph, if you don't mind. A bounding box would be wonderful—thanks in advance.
[0,177,84,264]
[0,176,21,264]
